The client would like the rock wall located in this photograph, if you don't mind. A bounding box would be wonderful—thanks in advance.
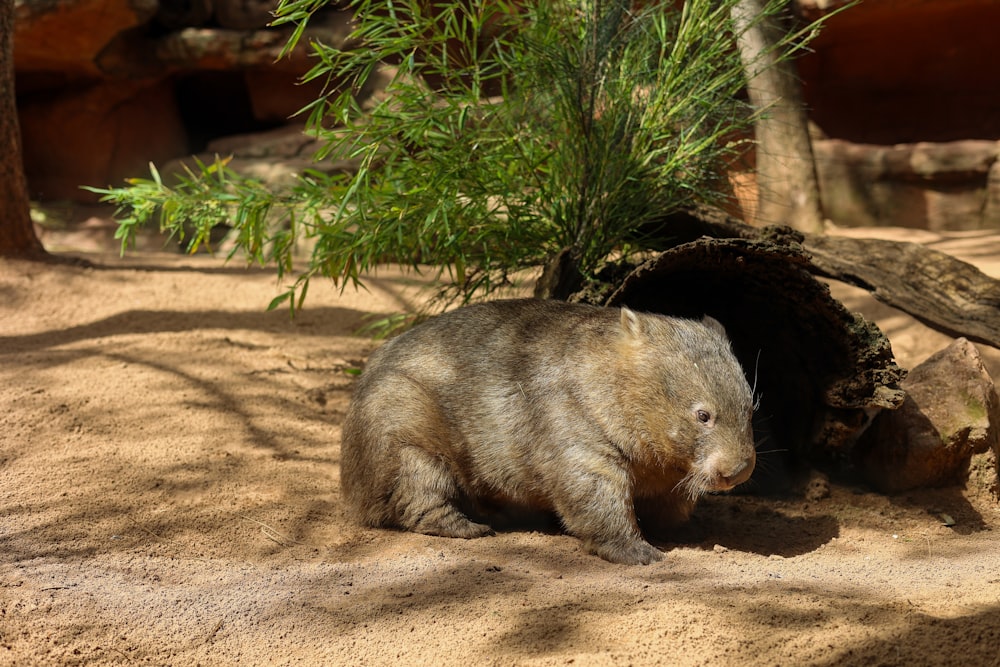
[795,0,1000,230]
[814,139,1000,232]
[797,0,1000,144]
[13,0,1000,231]
[13,0,353,200]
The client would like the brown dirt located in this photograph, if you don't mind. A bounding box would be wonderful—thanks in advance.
[2,225,999,666]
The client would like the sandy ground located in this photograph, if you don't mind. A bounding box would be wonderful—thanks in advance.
[2,224,1000,666]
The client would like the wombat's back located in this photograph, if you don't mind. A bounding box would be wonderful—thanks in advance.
[340,300,625,522]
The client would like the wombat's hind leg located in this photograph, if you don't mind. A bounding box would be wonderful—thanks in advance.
[393,446,494,539]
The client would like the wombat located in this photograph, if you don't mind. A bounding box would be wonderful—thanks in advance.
[340,298,755,564]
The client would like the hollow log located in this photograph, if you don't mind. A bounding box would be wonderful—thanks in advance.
[572,235,907,489]
[592,207,1000,490]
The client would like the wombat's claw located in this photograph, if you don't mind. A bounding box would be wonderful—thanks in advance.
[411,508,494,539]
[434,519,494,539]
[591,539,664,565]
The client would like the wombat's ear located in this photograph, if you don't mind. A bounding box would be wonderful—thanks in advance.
[621,307,645,338]
[702,315,728,338]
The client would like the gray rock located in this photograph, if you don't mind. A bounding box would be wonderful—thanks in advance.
[814,140,1000,231]
[858,337,1000,492]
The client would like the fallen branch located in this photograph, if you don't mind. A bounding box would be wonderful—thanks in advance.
[801,234,1000,349]
[649,207,1000,350]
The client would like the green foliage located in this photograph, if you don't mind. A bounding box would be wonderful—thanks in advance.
[88,0,829,312]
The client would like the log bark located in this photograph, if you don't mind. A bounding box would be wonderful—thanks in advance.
[801,234,1000,349]
[645,207,1000,350]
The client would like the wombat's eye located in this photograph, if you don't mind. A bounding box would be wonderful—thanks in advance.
[696,409,711,424]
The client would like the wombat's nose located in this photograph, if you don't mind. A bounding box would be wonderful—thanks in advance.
[720,457,754,488]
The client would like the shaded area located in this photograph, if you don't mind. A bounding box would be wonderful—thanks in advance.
[0,342,348,563]
[0,306,370,353]
[668,495,841,558]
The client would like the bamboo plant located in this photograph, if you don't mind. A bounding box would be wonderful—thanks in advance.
[87,0,829,314]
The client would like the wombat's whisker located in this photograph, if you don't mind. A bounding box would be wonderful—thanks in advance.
[751,349,763,411]
[674,469,711,501]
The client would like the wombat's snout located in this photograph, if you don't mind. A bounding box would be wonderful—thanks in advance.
[706,448,756,491]
[719,455,755,488]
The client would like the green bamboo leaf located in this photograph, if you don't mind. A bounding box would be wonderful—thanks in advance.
[267,291,294,312]
[148,162,162,187]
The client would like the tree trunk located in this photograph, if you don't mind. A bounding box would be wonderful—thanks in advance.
[0,0,47,259]
[731,0,825,233]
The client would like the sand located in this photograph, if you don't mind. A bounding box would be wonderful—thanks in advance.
[2,226,999,666]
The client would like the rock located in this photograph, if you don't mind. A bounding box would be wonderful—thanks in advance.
[803,471,831,501]
[213,0,276,30]
[14,0,364,203]
[899,141,999,181]
[19,79,189,200]
[154,0,214,30]
[857,338,1000,493]
[14,0,157,76]
[793,0,1000,230]
[15,0,1000,231]
[985,161,1000,228]
[159,124,358,193]
[797,0,1000,144]
[244,68,327,124]
[813,140,1000,231]
[811,140,884,228]
[204,123,320,160]
[153,26,317,71]
[967,449,1000,501]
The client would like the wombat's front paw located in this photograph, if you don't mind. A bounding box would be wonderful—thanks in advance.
[590,538,664,565]
[439,518,495,539]
[412,510,495,539]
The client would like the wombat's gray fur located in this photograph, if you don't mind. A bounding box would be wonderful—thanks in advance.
[341,298,755,564]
